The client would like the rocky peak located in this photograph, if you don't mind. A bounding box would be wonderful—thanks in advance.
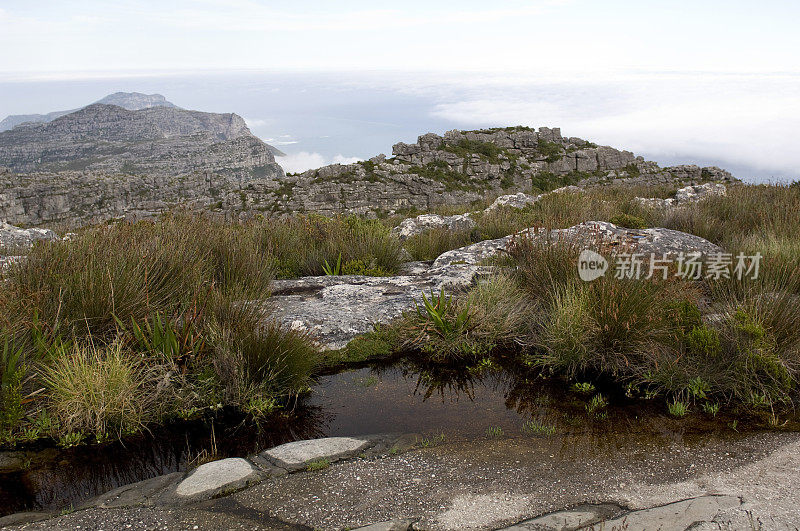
[0,92,179,132]
[95,92,179,110]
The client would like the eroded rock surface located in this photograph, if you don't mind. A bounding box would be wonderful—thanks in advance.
[174,458,260,499]
[636,182,728,209]
[0,221,58,250]
[392,213,476,240]
[268,265,483,350]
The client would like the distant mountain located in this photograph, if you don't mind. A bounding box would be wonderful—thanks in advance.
[0,92,178,132]
[0,102,284,177]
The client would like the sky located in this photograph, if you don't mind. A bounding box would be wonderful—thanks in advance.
[1,1,799,181]
[3,0,800,75]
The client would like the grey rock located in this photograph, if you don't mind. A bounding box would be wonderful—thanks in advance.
[675,182,727,203]
[500,503,623,530]
[353,518,416,530]
[433,221,722,269]
[174,458,260,499]
[260,437,370,470]
[598,495,741,531]
[485,192,540,211]
[636,182,727,209]
[392,213,476,240]
[268,266,482,350]
[0,221,58,250]
[84,472,182,509]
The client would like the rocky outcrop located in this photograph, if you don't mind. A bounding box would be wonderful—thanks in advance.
[0,221,58,250]
[635,182,727,209]
[0,125,735,228]
[269,222,721,350]
[0,92,178,132]
[392,213,476,240]
[0,103,284,175]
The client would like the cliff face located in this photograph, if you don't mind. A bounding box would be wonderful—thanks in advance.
[0,126,735,228]
[0,103,283,181]
[271,126,735,215]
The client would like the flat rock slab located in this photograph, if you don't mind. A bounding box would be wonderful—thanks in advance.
[175,458,259,499]
[599,495,741,531]
[433,221,723,268]
[354,518,416,530]
[268,267,481,350]
[262,436,370,470]
[500,503,623,530]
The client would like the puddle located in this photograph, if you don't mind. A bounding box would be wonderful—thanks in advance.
[0,363,781,516]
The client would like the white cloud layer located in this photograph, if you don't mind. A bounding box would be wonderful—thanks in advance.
[429,73,800,178]
[276,152,361,174]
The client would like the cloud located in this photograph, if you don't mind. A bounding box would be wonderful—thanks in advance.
[430,74,800,178]
[275,152,361,174]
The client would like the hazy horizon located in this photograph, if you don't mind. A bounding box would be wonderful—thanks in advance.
[2,69,797,183]
[2,1,799,183]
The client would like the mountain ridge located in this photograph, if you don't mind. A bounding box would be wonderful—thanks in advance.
[0,125,736,228]
[0,102,284,176]
[0,92,179,132]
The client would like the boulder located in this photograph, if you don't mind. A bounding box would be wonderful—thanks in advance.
[0,221,58,250]
[268,265,482,350]
[260,437,370,471]
[635,182,727,209]
[392,213,476,240]
[433,221,723,268]
[485,192,540,211]
[174,458,260,500]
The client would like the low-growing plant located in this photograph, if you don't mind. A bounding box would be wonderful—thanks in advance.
[485,426,504,438]
[306,458,330,471]
[668,399,690,417]
[322,253,342,276]
[585,394,608,413]
[609,213,647,229]
[572,382,596,395]
[702,402,720,417]
[521,419,556,436]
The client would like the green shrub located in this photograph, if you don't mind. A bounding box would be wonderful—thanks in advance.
[41,340,158,437]
[609,213,647,229]
[0,336,25,433]
[260,214,402,278]
[404,227,474,261]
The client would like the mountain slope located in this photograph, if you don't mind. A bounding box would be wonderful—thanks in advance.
[0,126,735,228]
[0,103,284,178]
[0,92,178,132]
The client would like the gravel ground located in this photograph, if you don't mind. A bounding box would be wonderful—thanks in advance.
[8,430,800,530]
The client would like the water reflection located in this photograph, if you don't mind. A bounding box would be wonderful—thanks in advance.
[0,361,761,516]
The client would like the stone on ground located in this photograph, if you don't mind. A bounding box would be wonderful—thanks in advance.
[392,213,476,240]
[262,436,370,470]
[353,518,416,530]
[599,495,741,531]
[174,458,259,499]
[0,221,58,250]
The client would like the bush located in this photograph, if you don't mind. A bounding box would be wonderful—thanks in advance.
[40,340,160,437]
[259,214,403,278]
[535,276,685,378]
[609,213,647,229]
[404,227,474,261]
[0,213,322,444]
